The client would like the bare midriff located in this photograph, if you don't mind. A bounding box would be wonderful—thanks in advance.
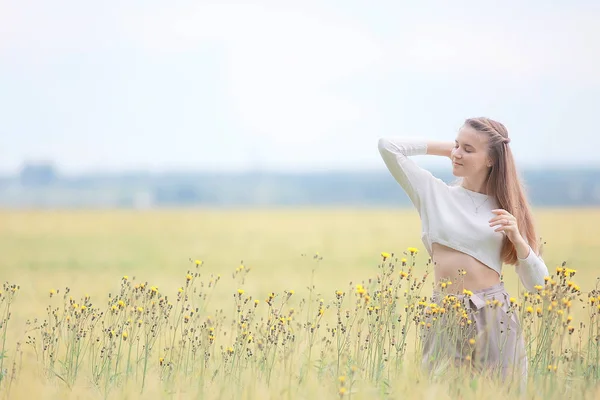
[431,243,501,294]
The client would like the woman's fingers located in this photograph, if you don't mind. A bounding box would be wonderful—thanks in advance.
[494,222,517,233]
[489,217,514,226]
[491,209,509,215]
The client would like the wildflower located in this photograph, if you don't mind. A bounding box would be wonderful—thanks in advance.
[526,306,534,314]
[356,284,366,295]
[289,289,295,295]
[401,258,407,265]
[509,297,516,304]
[338,376,346,383]
[137,306,143,313]
[336,290,344,298]
[381,252,390,260]
[407,247,418,255]
[237,289,245,296]
[534,285,543,291]
[49,289,56,297]
[159,357,164,366]
[123,275,128,281]
[186,274,193,281]
[150,286,158,293]
[399,271,408,279]
[227,347,234,355]
[254,299,260,307]
[339,387,346,396]
[567,315,573,323]
[568,326,575,334]
[122,331,128,340]
[195,259,202,265]
[469,338,476,345]
[178,287,184,293]
[463,289,473,296]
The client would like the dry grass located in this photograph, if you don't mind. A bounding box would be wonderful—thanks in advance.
[1,207,599,399]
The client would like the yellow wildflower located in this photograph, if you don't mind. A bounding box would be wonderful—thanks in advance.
[407,247,419,255]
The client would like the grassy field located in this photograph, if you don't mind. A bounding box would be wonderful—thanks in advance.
[1,207,600,399]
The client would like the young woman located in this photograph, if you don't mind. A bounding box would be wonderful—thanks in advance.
[378,117,549,387]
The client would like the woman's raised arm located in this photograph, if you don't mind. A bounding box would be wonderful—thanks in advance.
[377,137,453,210]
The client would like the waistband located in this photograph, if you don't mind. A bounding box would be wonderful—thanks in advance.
[431,281,507,311]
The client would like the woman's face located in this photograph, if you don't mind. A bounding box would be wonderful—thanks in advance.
[451,125,492,179]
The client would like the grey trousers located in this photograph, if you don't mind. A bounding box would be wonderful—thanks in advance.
[420,282,528,390]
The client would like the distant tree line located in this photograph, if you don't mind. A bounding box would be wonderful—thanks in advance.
[0,162,598,208]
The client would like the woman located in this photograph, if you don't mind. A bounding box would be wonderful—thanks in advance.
[377,117,549,388]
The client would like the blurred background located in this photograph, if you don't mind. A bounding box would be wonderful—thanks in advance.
[1,0,599,209]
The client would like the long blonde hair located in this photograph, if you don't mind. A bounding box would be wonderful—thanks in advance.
[464,117,540,265]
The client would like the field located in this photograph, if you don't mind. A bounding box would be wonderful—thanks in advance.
[1,207,600,399]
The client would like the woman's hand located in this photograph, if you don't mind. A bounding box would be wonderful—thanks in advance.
[489,209,531,259]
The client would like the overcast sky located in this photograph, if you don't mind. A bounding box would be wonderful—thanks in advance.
[1,0,599,174]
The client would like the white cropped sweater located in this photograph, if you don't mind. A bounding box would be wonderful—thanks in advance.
[378,137,549,292]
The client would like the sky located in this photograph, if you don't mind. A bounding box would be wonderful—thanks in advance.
[1,0,599,174]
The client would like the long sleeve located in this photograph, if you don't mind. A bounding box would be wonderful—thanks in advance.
[377,137,438,211]
[515,245,550,292]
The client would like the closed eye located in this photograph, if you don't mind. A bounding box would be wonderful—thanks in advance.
[454,141,473,153]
